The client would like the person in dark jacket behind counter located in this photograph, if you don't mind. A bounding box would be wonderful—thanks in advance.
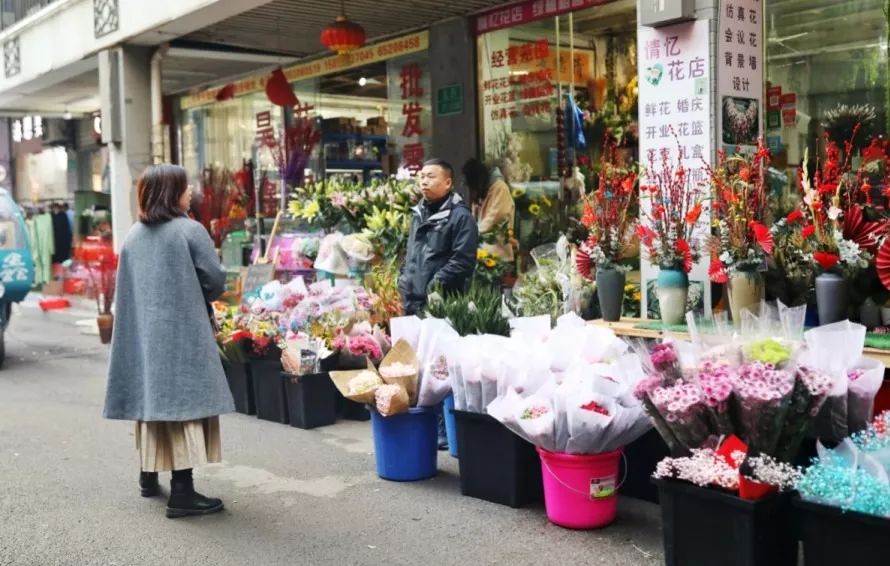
[399,158,479,316]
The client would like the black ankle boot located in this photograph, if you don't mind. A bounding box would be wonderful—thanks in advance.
[165,469,224,519]
[139,471,160,497]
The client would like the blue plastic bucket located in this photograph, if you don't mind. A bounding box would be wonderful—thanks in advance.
[370,405,439,481]
[443,395,458,458]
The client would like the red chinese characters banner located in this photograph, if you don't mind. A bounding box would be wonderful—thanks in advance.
[474,0,610,35]
[388,54,432,174]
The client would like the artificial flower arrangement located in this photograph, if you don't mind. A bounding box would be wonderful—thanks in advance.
[575,139,638,279]
[794,130,888,279]
[637,142,706,273]
[705,141,773,282]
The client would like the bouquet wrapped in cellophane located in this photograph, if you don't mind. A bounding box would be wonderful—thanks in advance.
[477,314,652,455]
[635,302,845,463]
[797,411,890,518]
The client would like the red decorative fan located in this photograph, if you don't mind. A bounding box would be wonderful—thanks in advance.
[843,205,888,253]
[876,238,890,291]
[676,239,693,273]
[575,246,593,280]
[709,258,728,284]
[750,222,774,255]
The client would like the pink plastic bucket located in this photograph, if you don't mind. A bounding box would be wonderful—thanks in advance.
[537,447,623,529]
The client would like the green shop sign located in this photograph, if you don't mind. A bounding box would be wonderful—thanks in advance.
[436,84,463,116]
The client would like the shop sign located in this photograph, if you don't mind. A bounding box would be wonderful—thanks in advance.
[11,115,43,143]
[767,86,782,111]
[781,108,796,128]
[717,0,763,154]
[637,19,713,317]
[481,40,558,122]
[473,0,609,35]
[181,31,429,110]
[400,63,426,172]
[436,84,463,117]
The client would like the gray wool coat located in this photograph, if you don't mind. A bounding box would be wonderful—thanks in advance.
[103,217,235,422]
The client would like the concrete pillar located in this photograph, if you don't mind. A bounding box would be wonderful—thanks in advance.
[429,18,478,195]
[98,46,152,251]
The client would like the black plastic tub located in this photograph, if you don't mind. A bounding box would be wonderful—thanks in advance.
[337,396,371,421]
[620,428,670,503]
[453,409,543,508]
[223,361,255,415]
[793,496,890,565]
[249,358,288,424]
[283,372,337,429]
[655,478,798,566]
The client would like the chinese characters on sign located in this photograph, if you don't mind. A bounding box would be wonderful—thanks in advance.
[482,40,557,122]
[718,0,763,151]
[255,111,276,147]
[639,22,711,191]
[638,20,713,316]
[0,253,29,283]
[11,116,43,143]
[474,0,608,35]
[400,63,426,172]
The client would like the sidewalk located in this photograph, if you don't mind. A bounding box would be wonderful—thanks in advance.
[0,307,665,566]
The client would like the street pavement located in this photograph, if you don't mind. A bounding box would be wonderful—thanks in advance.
[0,302,664,566]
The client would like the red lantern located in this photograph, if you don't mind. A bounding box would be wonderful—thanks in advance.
[320,8,366,55]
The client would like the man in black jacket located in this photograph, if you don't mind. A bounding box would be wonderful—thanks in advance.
[399,158,479,315]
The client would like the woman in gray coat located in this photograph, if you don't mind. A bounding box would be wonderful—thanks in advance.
[104,164,235,518]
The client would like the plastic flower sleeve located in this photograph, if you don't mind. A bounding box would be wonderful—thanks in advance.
[460,337,485,413]
[390,315,423,352]
[449,338,467,411]
[847,357,885,434]
[805,321,867,443]
[508,315,551,342]
[513,393,557,452]
[565,392,616,454]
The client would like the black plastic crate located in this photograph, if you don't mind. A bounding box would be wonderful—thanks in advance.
[250,358,288,424]
[453,409,543,508]
[223,361,255,415]
[620,428,670,503]
[655,478,798,566]
[337,395,371,421]
[283,372,337,429]
[794,497,890,565]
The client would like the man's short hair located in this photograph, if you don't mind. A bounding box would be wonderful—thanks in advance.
[423,158,454,180]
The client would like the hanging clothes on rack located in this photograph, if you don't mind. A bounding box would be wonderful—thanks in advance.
[51,206,72,264]
[31,212,54,286]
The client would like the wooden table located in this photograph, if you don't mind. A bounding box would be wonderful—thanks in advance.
[589,317,890,367]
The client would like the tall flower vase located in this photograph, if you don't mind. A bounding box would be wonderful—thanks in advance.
[815,272,848,325]
[596,268,625,322]
[656,268,689,326]
[727,270,764,326]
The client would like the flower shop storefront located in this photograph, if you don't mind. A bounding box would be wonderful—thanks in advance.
[178,31,432,258]
[475,0,638,257]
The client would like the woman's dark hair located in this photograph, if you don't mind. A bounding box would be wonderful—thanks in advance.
[137,164,189,225]
[462,158,490,202]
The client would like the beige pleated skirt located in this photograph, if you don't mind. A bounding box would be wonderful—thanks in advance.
[135,417,222,472]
